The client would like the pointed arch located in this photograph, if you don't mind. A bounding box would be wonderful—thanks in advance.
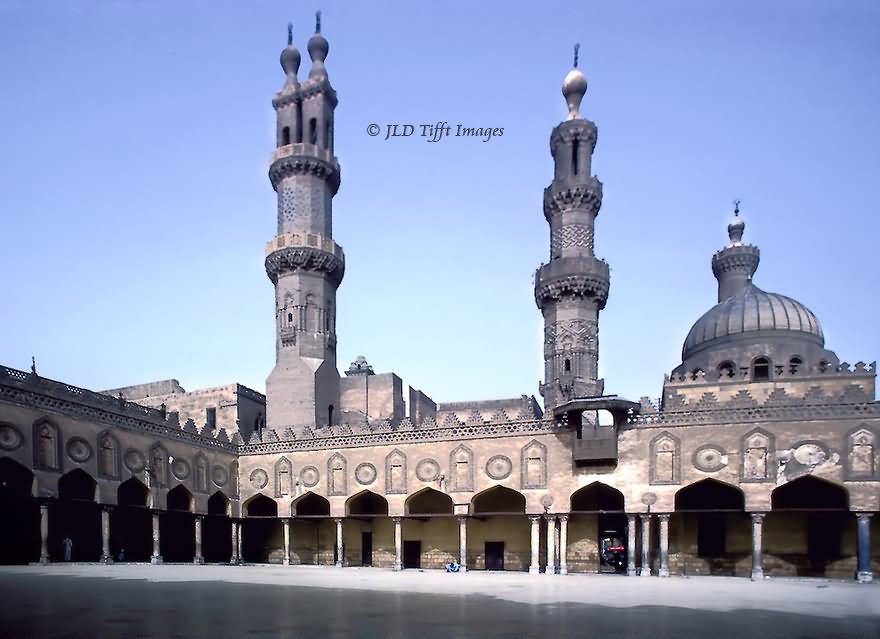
[570,482,625,512]
[346,489,388,517]
[521,439,547,489]
[117,477,148,507]
[675,478,744,511]
[167,484,194,512]
[741,427,776,482]
[385,448,407,494]
[292,491,330,517]
[449,444,474,492]
[33,417,61,471]
[771,476,848,511]
[207,490,230,516]
[96,430,120,480]
[327,453,347,496]
[0,456,34,498]
[58,469,96,501]
[650,431,680,484]
[243,493,278,517]
[405,487,453,515]
[274,456,293,497]
[844,424,878,480]
[193,453,208,493]
[471,485,526,515]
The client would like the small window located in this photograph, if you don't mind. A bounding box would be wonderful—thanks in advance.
[692,368,705,381]
[287,312,293,323]
[309,118,317,145]
[206,407,217,429]
[328,404,334,425]
[752,357,770,381]
[571,139,579,176]
[281,126,290,146]
[324,119,331,148]
[295,103,303,143]
[789,357,803,374]
[718,361,736,379]
[564,358,571,373]
[819,360,829,373]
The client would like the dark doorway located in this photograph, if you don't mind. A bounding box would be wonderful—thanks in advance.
[112,478,151,562]
[403,540,421,569]
[598,513,627,573]
[161,485,195,562]
[204,491,232,563]
[54,469,100,562]
[361,532,373,566]
[242,494,278,563]
[0,457,39,564]
[807,513,843,561]
[485,541,504,570]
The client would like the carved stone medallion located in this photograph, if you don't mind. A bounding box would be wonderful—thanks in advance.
[172,457,191,480]
[640,492,657,507]
[250,468,269,490]
[66,437,92,463]
[416,458,441,482]
[123,449,146,473]
[300,465,320,488]
[355,462,377,485]
[485,455,513,480]
[793,442,827,466]
[693,445,728,472]
[0,424,23,451]
[212,465,228,487]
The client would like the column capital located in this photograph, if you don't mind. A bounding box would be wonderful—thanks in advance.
[543,513,556,521]
[558,514,569,523]
[856,512,874,522]
[750,512,766,523]
[334,517,344,524]
[638,513,652,522]
[528,515,542,523]
[457,515,468,523]
[657,513,670,522]
[392,516,402,524]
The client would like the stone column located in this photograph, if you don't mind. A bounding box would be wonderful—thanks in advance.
[229,521,238,564]
[639,514,651,577]
[151,512,162,564]
[528,515,541,574]
[194,516,204,565]
[545,515,556,574]
[101,507,113,564]
[856,513,873,584]
[626,514,637,576]
[282,518,291,566]
[458,516,468,572]
[236,520,243,562]
[750,512,765,580]
[335,518,344,568]
[39,502,50,564]
[392,517,403,571]
[558,515,569,575]
[658,514,670,577]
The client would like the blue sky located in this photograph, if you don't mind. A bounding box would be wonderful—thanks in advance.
[1,1,877,407]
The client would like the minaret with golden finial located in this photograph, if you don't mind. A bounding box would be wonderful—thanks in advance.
[711,199,760,302]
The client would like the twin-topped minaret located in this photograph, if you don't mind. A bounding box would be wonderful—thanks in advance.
[535,46,610,411]
[265,14,344,428]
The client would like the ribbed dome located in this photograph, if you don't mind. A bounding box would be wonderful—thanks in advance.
[682,284,824,360]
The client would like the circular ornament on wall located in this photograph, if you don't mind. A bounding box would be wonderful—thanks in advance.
[693,445,728,472]
[416,458,441,482]
[300,465,320,488]
[485,455,513,481]
[66,437,92,463]
[540,494,554,509]
[355,462,377,485]
[641,492,657,507]
[0,424,23,451]
[171,457,191,480]
[250,468,269,490]
[124,449,146,473]
[212,465,229,487]
[792,442,827,466]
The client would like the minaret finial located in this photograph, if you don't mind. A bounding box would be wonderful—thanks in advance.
[733,198,741,216]
[315,10,321,33]
[727,198,746,245]
[574,43,580,68]
[30,355,36,375]
[287,22,293,46]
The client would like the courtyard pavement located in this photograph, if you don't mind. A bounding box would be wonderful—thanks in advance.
[0,564,877,638]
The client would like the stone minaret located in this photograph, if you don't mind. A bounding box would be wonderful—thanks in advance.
[535,47,610,412]
[711,202,760,302]
[265,15,344,428]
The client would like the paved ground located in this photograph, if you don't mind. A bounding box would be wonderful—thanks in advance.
[0,564,877,638]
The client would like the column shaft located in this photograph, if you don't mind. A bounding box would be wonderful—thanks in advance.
[626,514,637,576]
[39,502,49,564]
[658,514,670,577]
[335,518,344,567]
[194,516,204,565]
[393,517,402,571]
[639,514,651,577]
[282,519,291,566]
[558,515,569,575]
[230,521,239,565]
[750,512,765,580]
[545,515,556,574]
[101,507,112,564]
[856,514,873,584]
[529,516,541,574]
[458,516,468,572]
[151,512,162,564]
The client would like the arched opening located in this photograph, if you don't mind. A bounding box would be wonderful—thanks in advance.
[718,361,736,379]
[470,486,529,572]
[241,494,281,563]
[290,492,333,565]
[328,404,334,426]
[819,360,830,373]
[769,476,851,577]
[406,488,453,516]
[309,117,317,145]
[0,457,39,564]
[569,483,627,574]
[571,139,579,176]
[564,358,571,373]
[789,356,803,374]
[112,478,151,562]
[161,485,195,562]
[53,470,100,561]
[204,491,231,563]
[751,357,770,381]
[346,490,388,517]
[672,479,748,576]
[295,102,303,143]
[281,125,291,146]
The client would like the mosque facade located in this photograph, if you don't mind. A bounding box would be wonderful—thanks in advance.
[0,19,877,582]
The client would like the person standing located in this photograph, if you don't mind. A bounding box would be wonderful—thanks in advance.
[62,536,73,562]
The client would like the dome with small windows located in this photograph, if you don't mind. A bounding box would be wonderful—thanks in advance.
[682,284,824,361]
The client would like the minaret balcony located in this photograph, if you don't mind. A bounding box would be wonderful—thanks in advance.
[265,232,345,286]
[269,145,340,194]
[534,256,609,308]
